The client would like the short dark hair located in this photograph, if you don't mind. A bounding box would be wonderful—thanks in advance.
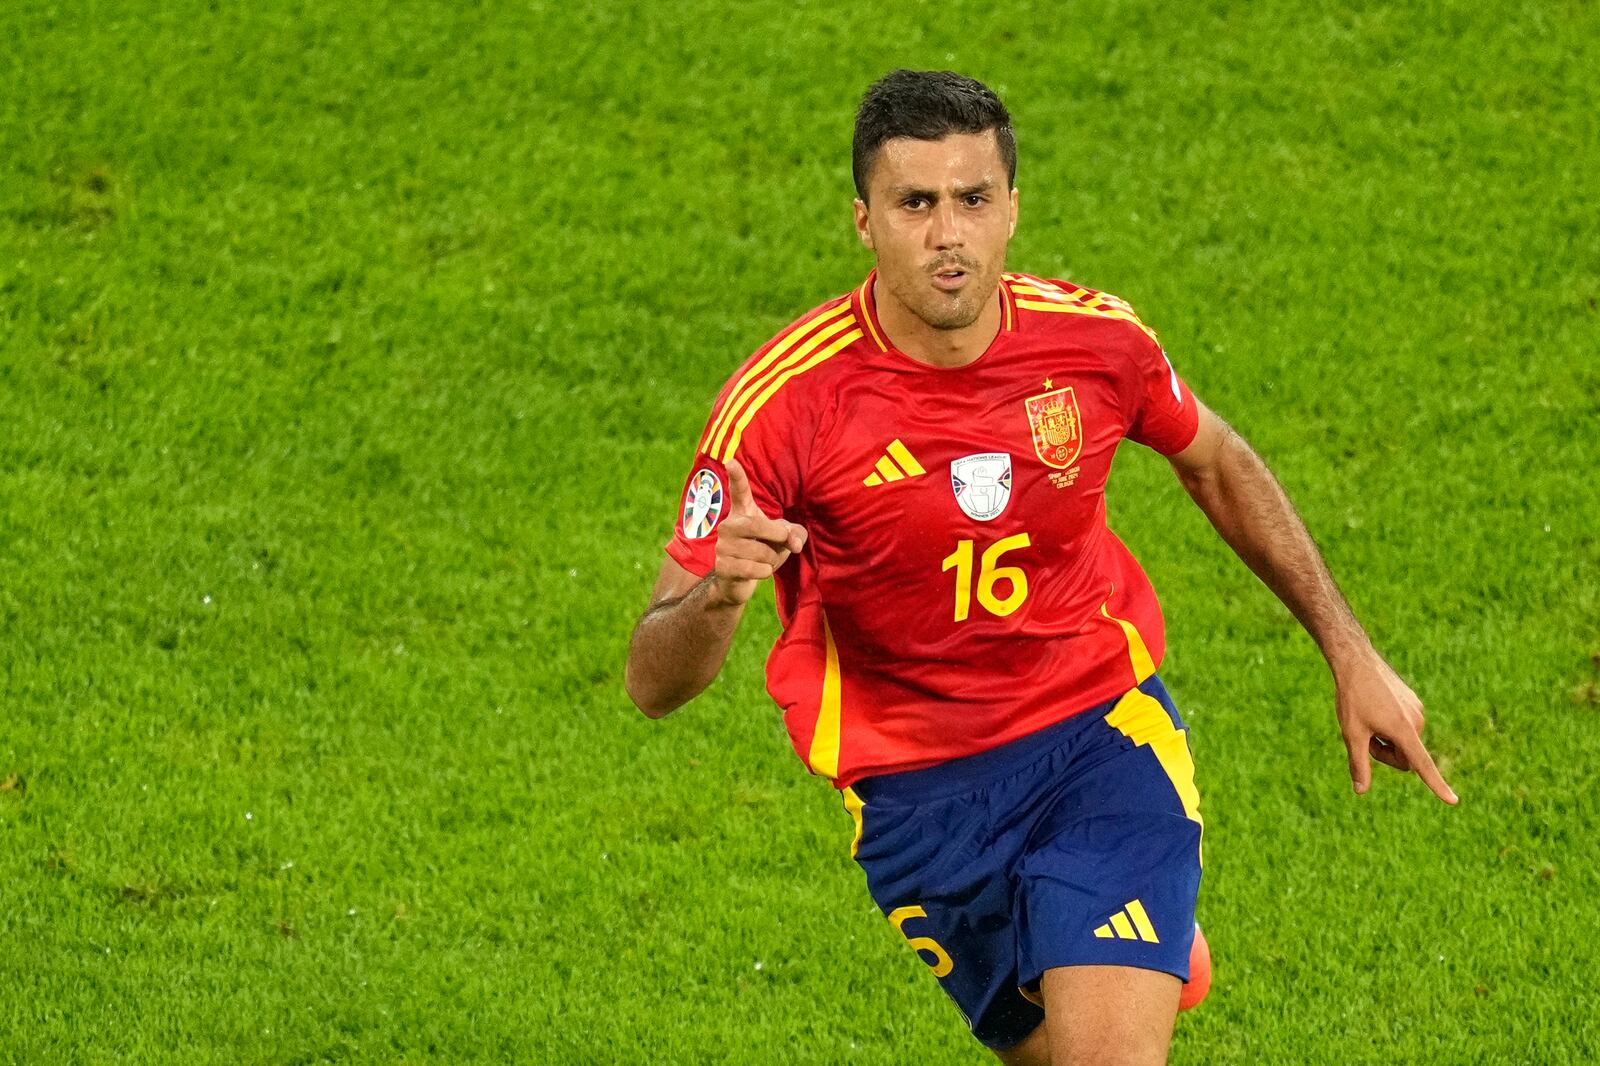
[852,70,1016,202]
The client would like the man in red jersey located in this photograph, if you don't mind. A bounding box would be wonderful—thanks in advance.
[625,70,1457,1066]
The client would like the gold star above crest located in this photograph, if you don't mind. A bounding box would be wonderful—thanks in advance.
[1043,378,1053,390]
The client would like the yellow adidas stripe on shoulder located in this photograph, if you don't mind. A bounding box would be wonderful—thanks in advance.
[1006,273,1086,301]
[708,313,858,459]
[1014,301,1160,344]
[717,324,863,462]
[1006,274,1158,343]
[699,299,853,455]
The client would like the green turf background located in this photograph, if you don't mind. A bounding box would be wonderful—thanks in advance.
[3,1,1597,1062]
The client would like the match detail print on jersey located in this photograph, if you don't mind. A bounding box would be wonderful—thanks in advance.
[950,453,1012,521]
[681,468,724,539]
[1024,385,1083,470]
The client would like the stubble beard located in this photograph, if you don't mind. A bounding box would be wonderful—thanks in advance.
[899,258,1002,332]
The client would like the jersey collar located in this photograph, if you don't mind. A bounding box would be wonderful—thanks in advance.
[853,269,1018,355]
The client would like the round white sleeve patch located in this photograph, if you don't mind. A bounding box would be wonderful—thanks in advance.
[681,468,725,539]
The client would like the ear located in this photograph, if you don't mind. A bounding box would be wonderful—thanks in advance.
[1008,186,1020,239]
[853,198,874,250]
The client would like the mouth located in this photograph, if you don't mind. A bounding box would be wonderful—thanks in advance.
[931,267,970,293]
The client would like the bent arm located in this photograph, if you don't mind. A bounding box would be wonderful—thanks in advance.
[624,557,746,718]
[1168,400,1455,803]
[626,457,807,719]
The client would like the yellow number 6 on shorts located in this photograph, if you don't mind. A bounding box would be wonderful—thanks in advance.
[888,905,954,977]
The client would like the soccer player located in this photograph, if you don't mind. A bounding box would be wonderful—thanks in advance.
[625,70,1457,1066]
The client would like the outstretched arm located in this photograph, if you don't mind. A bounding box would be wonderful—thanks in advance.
[625,459,807,718]
[1168,401,1458,805]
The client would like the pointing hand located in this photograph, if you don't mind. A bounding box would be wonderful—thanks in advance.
[1335,652,1458,805]
[710,458,808,606]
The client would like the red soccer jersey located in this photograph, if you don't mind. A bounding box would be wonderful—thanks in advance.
[665,270,1200,788]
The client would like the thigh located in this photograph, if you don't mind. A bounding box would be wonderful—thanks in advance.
[1040,964,1181,1066]
[852,791,1044,1052]
[1014,679,1203,989]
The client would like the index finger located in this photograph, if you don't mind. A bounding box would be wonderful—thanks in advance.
[739,513,796,547]
[1390,730,1458,806]
[724,457,760,517]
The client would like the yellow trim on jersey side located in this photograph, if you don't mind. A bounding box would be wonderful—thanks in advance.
[708,314,858,459]
[842,786,865,858]
[1104,689,1204,856]
[1099,599,1157,682]
[806,615,843,779]
[718,327,862,461]
[699,300,853,454]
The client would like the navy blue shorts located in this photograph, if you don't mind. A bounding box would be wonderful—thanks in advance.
[846,676,1203,1050]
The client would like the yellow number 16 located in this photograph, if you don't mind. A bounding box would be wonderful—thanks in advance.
[941,533,1031,622]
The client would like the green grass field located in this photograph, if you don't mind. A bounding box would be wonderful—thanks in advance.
[3,2,1598,1062]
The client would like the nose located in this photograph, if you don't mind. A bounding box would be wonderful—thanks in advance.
[928,198,963,251]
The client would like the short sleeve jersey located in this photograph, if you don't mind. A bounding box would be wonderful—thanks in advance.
[665,271,1199,788]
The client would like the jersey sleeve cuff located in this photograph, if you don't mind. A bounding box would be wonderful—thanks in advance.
[1152,407,1200,455]
[665,537,715,579]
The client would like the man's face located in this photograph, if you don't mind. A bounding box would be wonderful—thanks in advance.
[854,131,1018,332]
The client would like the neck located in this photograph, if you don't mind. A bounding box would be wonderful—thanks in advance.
[872,277,1001,369]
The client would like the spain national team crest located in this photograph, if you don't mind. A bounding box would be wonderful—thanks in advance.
[1024,385,1084,469]
[681,468,724,539]
[950,453,1012,521]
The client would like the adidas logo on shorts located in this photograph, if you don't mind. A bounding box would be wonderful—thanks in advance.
[1093,899,1160,943]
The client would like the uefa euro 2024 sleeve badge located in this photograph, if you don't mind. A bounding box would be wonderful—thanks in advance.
[682,468,724,539]
[1024,385,1084,469]
[950,453,1012,521]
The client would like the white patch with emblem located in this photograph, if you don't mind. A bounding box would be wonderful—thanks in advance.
[681,468,724,539]
[950,452,1012,521]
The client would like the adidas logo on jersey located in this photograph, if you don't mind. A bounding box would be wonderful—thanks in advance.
[1093,899,1161,943]
[862,439,926,487]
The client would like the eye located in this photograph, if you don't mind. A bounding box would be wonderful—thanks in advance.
[903,196,928,210]
[964,194,987,207]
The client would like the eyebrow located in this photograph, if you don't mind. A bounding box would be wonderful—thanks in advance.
[886,179,997,200]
